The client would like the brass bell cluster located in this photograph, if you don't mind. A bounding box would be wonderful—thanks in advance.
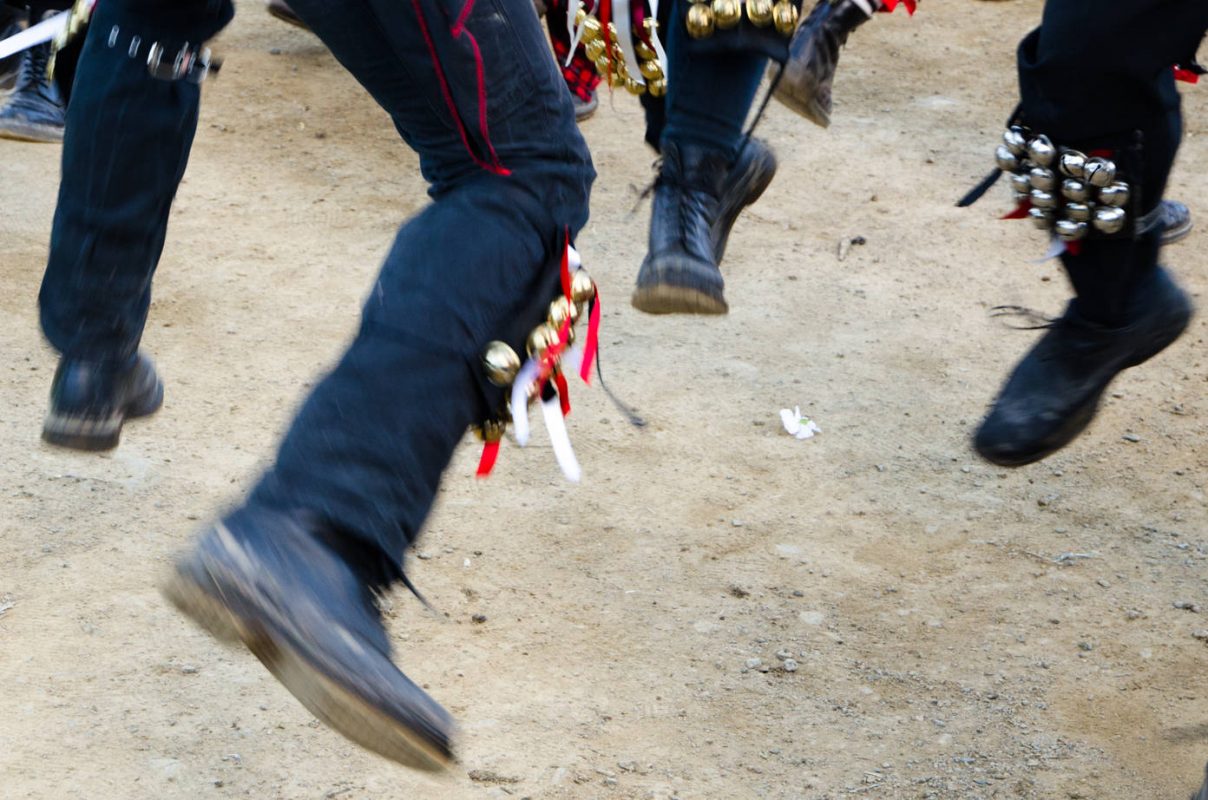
[685,0,800,40]
[996,127,1132,243]
[575,9,666,98]
[474,269,598,442]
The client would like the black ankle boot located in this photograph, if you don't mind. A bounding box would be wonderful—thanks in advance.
[632,141,735,315]
[774,0,878,128]
[974,265,1192,466]
[43,352,164,451]
[163,505,455,770]
[713,138,778,264]
[0,38,66,143]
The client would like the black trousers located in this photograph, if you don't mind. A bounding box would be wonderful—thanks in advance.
[1016,0,1208,324]
[39,0,594,572]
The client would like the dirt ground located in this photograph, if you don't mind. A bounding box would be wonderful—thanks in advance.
[2,1,1208,798]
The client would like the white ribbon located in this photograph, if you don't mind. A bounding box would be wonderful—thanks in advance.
[0,11,67,61]
[612,0,646,87]
[510,358,540,446]
[541,397,582,483]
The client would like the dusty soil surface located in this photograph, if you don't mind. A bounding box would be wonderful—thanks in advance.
[3,1,1208,798]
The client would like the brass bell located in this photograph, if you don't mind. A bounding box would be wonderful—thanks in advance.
[746,0,774,26]
[772,0,798,35]
[608,69,627,88]
[1028,207,1053,231]
[1097,181,1130,208]
[1029,189,1057,210]
[527,323,560,359]
[1028,167,1056,192]
[995,144,1020,173]
[1082,158,1116,188]
[585,38,607,63]
[635,40,658,60]
[1055,219,1088,242]
[1008,173,1031,195]
[475,419,506,443]
[1092,206,1127,235]
[1058,149,1086,178]
[482,341,521,387]
[1061,178,1090,203]
[570,269,596,304]
[580,16,602,43]
[611,43,626,61]
[607,22,618,42]
[1064,202,1093,223]
[647,78,667,98]
[548,296,580,329]
[594,55,611,75]
[1002,128,1027,157]
[625,76,646,95]
[686,2,715,37]
[639,59,664,81]
[713,0,742,28]
[575,7,588,26]
[643,16,660,36]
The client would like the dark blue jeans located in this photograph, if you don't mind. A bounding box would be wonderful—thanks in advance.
[40,0,594,569]
[642,0,767,158]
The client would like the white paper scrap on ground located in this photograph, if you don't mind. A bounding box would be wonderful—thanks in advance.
[780,406,821,440]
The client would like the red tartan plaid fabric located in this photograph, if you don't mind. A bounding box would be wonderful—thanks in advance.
[546,0,601,102]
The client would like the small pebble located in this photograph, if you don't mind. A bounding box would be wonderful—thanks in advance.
[1174,601,1201,613]
[1122,433,1141,443]
[471,614,487,624]
[1192,630,1208,641]
[782,659,798,673]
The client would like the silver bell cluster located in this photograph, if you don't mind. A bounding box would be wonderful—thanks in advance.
[996,127,1131,242]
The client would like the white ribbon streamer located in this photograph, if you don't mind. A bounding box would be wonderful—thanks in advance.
[0,11,67,61]
[510,358,540,446]
[541,397,582,483]
[612,0,646,87]
[566,0,585,67]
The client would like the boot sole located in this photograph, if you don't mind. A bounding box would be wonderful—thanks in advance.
[631,284,729,315]
[0,120,64,143]
[42,382,163,451]
[1160,215,1192,246]
[162,535,453,772]
[267,4,311,30]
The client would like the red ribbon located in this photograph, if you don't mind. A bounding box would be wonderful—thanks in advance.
[1175,66,1200,84]
[1001,199,1031,220]
[554,371,571,416]
[879,0,916,15]
[560,230,573,301]
[579,294,600,384]
[476,440,500,477]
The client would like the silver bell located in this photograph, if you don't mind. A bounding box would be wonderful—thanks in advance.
[1026,135,1056,167]
[1083,158,1117,188]
[1029,188,1057,210]
[1055,219,1088,242]
[1029,167,1057,192]
[1097,181,1130,208]
[1002,128,1027,157]
[1064,202,1093,223]
[1058,150,1087,179]
[995,144,1020,173]
[1009,173,1032,194]
[1061,178,1090,203]
[1092,206,1128,235]
[1028,207,1054,230]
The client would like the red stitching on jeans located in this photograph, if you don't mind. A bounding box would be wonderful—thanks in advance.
[411,0,510,175]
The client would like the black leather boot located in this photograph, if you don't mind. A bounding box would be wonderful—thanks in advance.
[1192,763,1208,800]
[974,265,1192,466]
[0,37,66,143]
[713,137,778,264]
[42,352,164,451]
[163,505,455,771]
[266,0,311,31]
[774,0,878,128]
[632,139,777,315]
